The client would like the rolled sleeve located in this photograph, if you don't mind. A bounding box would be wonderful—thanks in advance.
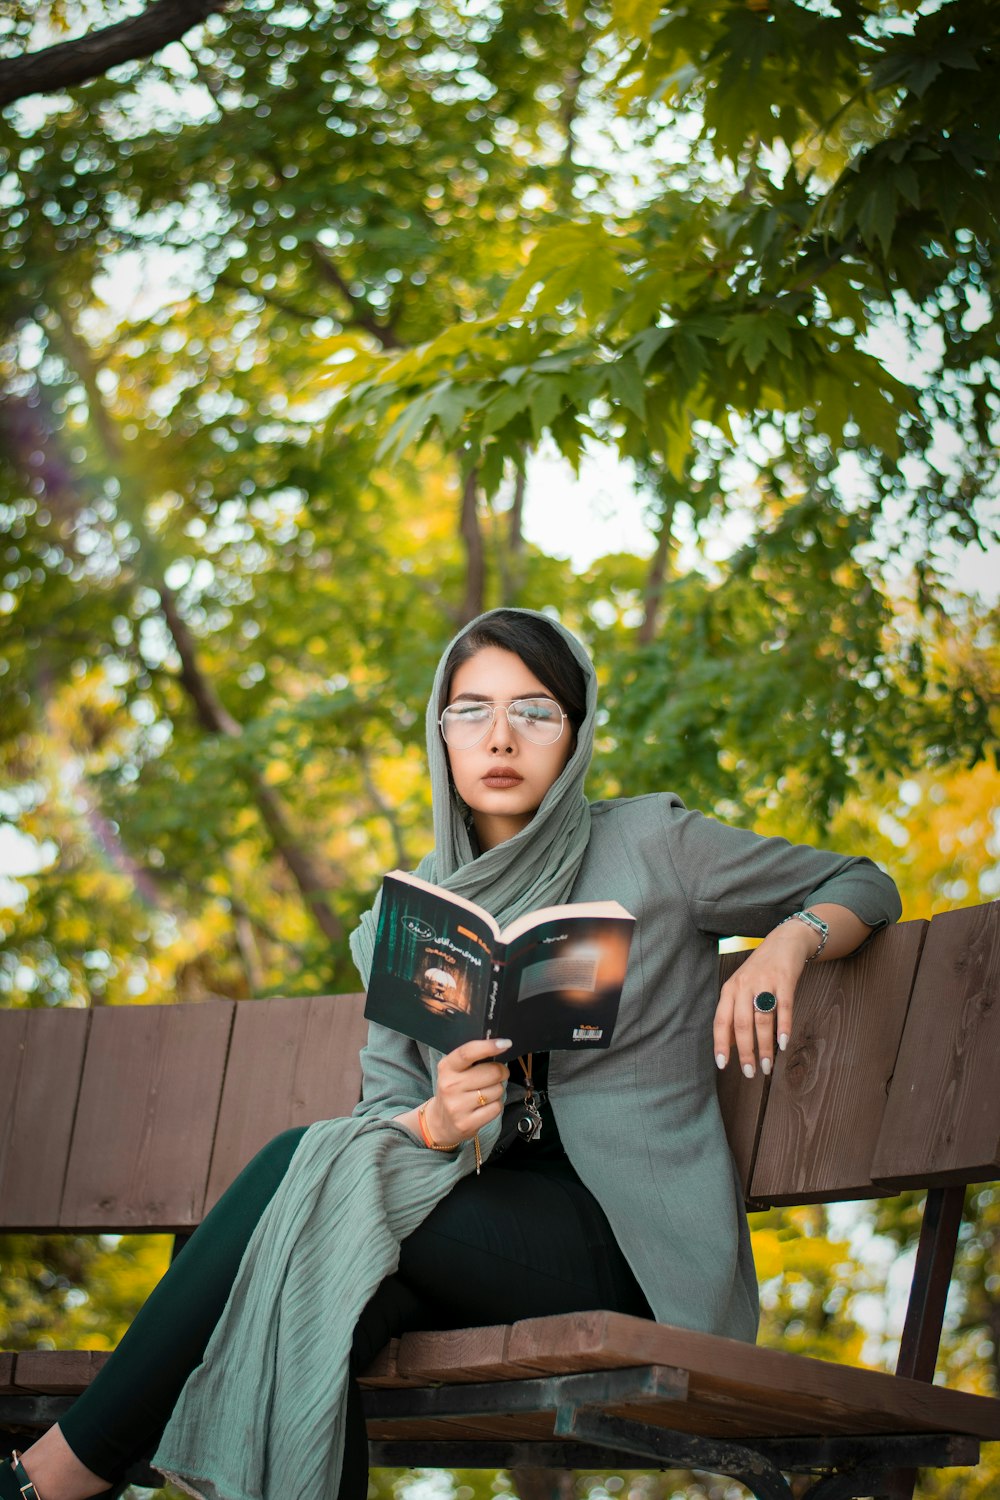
[803,861,902,935]
[660,800,901,940]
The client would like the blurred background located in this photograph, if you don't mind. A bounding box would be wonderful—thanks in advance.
[1,0,998,1494]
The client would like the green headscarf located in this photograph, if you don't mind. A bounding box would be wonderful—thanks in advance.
[349,606,597,986]
[154,609,601,1500]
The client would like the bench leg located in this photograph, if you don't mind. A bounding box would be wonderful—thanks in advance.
[801,1471,897,1499]
[508,1465,575,1500]
[557,1411,979,1500]
[366,1368,980,1499]
[557,1408,795,1500]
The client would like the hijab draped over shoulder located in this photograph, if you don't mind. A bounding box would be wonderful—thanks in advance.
[349,606,598,986]
[154,607,600,1500]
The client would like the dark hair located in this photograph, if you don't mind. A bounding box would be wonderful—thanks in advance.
[440,610,588,731]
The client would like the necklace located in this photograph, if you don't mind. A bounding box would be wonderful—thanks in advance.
[516,1053,544,1142]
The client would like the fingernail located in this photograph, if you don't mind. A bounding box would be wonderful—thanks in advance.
[495,1038,512,1050]
[715,1052,727,1070]
[742,1063,755,1079]
[778,1033,789,1052]
[761,1057,772,1076]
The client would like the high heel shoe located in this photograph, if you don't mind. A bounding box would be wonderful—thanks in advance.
[0,1452,128,1500]
[1,1451,42,1500]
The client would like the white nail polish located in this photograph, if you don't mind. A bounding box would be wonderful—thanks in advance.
[761,1057,772,1076]
[715,1052,727,1070]
[778,1033,789,1051]
[495,1038,512,1049]
[742,1063,755,1079]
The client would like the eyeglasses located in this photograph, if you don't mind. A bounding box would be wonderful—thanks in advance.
[439,697,568,749]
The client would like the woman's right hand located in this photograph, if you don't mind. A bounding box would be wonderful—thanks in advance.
[423,1038,510,1146]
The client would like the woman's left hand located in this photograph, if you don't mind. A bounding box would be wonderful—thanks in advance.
[713,918,818,1078]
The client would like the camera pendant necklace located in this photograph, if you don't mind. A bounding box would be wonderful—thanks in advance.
[516,1053,543,1142]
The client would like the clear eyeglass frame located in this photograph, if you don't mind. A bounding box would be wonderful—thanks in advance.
[439,696,568,749]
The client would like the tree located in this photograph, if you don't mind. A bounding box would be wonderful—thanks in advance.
[1,0,601,998]
[328,0,999,810]
[0,0,229,108]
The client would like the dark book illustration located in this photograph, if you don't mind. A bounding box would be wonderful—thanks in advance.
[364,871,635,1056]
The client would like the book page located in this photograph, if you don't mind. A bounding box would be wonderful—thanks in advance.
[515,946,602,1001]
[499,898,632,944]
[383,869,502,941]
[495,913,634,1053]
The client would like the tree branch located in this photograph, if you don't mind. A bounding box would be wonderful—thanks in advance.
[553,17,587,213]
[307,242,404,351]
[637,496,676,645]
[358,748,410,869]
[459,464,486,625]
[493,452,527,606]
[510,453,527,559]
[216,270,328,324]
[0,0,232,109]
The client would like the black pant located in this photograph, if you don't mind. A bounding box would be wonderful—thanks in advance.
[60,1127,652,1496]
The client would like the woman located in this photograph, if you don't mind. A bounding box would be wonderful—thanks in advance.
[3,607,901,1500]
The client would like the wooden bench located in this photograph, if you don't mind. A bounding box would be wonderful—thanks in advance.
[2,901,999,1499]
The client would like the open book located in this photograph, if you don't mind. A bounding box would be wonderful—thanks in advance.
[364,870,635,1056]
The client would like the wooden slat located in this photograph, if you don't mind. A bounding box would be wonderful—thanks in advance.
[368,1415,536,1443]
[469,1312,1000,1439]
[12,1350,111,1394]
[393,1324,514,1384]
[60,1002,234,1231]
[362,1339,415,1388]
[0,1352,16,1396]
[749,920,927,1205]
[716,950,769,1201]
[204,993,368,1209]
[0,1007,90,1231]
[872,903,1000,1188]
[366,1397,812,1445]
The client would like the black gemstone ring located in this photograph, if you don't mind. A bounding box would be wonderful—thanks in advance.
[753,991,778,1014]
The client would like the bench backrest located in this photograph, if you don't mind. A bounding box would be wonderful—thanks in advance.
[2,903,998,1235]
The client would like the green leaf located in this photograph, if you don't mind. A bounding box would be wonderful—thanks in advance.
[499,222,641,324]
[855,180,898,257]
[524,374,570,438]
[375,388,438,462]
[608,353,647,420]
[722,312,792,375]
[672,329,709,389]
[627,326,672,375]
[479,382,533,437]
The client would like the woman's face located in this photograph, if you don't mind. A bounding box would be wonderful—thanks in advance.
[444,645,575,851]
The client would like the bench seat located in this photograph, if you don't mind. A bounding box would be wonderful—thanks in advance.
[6,1311,1000,1445]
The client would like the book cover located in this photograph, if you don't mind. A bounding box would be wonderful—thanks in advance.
[365,872,634,1056]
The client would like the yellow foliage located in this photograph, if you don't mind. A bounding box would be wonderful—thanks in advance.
[263,758,291,786]
[752,759,999,921]
[1,1234,173,1352]
[887,761,1000,917]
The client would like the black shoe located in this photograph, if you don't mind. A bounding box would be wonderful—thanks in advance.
[1,1452,42,1500]
[0,1452,128,1500]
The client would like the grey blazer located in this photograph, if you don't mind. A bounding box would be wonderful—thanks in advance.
[357,793,902,1341]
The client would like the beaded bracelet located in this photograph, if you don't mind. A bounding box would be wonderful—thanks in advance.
[417,1102,457,1151]
[417,1103,482,1173]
